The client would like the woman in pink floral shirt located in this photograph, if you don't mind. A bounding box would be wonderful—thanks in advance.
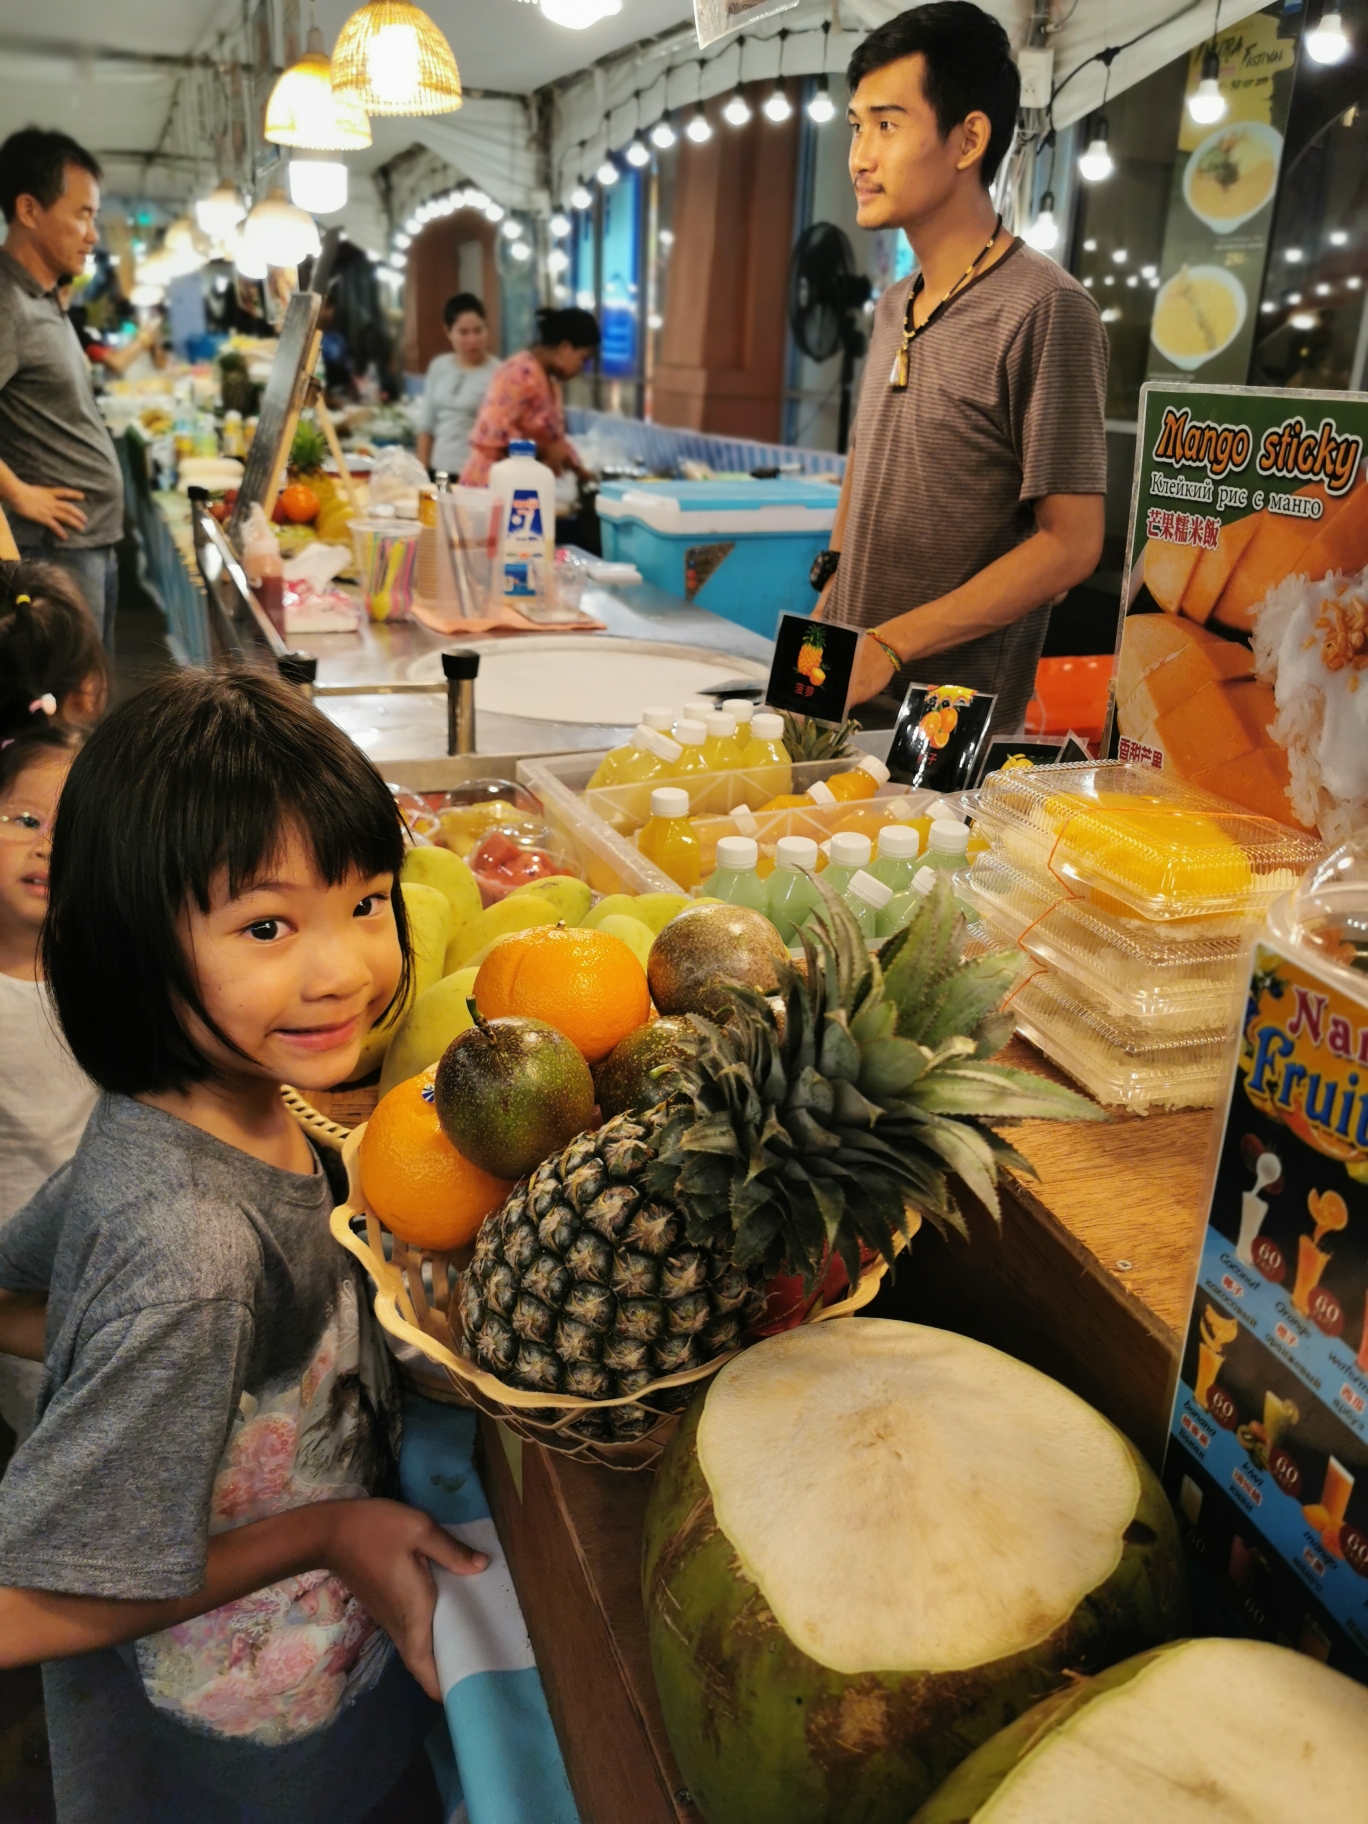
[460,306,599,486]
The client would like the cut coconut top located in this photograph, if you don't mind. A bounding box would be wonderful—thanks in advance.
[976,1638,1368,1820]
[697,1319,1140,1676]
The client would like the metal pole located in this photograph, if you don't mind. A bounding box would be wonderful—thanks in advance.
[442,650,479,755]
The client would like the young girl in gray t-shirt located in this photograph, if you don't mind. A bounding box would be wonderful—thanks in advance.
[0,668,487,1823]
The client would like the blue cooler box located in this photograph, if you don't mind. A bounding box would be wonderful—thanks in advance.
[596,479,837,639]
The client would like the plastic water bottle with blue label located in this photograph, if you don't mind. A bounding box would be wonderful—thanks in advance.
[490,439,556,604]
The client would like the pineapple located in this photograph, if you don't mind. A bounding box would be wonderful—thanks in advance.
[779,710,862,764]
[457,880,1105,1440]
[290,417,329,476]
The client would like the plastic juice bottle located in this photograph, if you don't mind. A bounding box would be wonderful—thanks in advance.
[669,719,711,808]
[723,699,756,742]
[610,727,684,825]
[675,698,713,737]
[823,753,892,803]
[641,706,675,732]
[878,864,937,940]
[924,819,975,916]
[638,786,702,890]
[490,440,555,604]
[701,835,771,913]
[844,869,894,941]
[869,824,922,892]
[740,711,793,804]
[768,836,822,945]
[822,831,874,898]
[699,712,746,813]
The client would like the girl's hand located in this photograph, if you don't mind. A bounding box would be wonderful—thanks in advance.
[323,1498,487,1700]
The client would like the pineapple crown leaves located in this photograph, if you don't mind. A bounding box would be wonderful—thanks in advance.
[646,875,1106,1295]
[778,711,862,763]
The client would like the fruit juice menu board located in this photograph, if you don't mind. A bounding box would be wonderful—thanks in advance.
[1164,938,1368,1680]
[765,614,862,723]
[1110,380,1368,845]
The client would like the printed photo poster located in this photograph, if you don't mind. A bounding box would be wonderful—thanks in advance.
[1146,5,1295,385]
[1110,381,1368,844]
[1164,938,1368,1681]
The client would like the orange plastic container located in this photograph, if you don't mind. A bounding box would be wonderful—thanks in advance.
[1026,655,1113,741]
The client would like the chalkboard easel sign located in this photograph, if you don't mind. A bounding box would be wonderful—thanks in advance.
[227,228,341,544]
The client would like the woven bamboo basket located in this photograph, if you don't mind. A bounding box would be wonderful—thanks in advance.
[287,1087,916,1472]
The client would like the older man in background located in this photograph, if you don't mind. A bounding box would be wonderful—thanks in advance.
[0,129,124,651]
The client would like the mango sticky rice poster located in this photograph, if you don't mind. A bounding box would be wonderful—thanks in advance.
[1110,381,1368,844]
[1147,5,1295,384]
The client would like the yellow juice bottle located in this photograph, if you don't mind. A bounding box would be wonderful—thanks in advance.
[723,698,756,736]
[638,786,702,890]
[675,698,713,739]
[641,706,675,732]
[699,712,746,814]
[669,719,711,810]
[823,753,892,802]
[586,734,636,791]
[614,726,683,827]
[739,711,793,804]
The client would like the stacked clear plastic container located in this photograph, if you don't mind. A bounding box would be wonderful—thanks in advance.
[963,762,1323,1114]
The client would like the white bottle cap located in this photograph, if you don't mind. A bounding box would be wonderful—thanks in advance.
[912,865,939,895]
[683,697,712,719]
[877,824,921,859]
[630,725,661,753]
[855,753,891,785]
[641,707,674,731]
[847,869,893,910]
[924,797,963,824]
[829,831,872,867]
[749,712,784,741]
[641,728,682,762]
[886,794,917,821]
[723,698,755,723]
[731,804,760,837]
[929,818,970,856]
[705,712,737,739]
[807,779,837,806]
[716,835,758,870]
[649,786,690,819]
[675,719,707,746]
[775,835,819,869]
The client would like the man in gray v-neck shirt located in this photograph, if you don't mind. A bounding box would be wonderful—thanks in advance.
[817,4,1108,736]
[0,130,124,649]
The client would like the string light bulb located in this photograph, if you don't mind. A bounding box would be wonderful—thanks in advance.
[723,86,752,126]
[808,75,835,123]
[1079,115,1114,182]
[686,102,712,143]
[1188,46,1226,123]
[1306,7,1350,61]
[1023,191,1059,251]
[763,78,792,123]
[651,116,677,149]
[596,157,619,185]
[549,211,571,238]
[626,132,650,166]
[570,179,593,210]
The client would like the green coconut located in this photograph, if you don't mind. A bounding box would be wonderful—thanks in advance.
[642,1320,1187,1824]
[911,1636,1368,1821]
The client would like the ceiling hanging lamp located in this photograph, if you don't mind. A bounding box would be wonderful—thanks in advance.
[331,0,462,115]
[266,8,372,148]
[195,181,246,240]
[242,187,323,267]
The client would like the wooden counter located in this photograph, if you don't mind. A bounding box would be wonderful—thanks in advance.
[478,1052,1218,1821]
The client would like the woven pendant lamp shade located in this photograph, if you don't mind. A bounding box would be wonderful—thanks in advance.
[266,34,372,150]
[330,2,462,116]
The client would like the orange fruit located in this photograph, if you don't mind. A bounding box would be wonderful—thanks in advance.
[279,482,320,524]
[359,1070,512,1250]
[474,924,651,1063]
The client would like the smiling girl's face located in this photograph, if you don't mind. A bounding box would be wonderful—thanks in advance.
[182,825,402,1094]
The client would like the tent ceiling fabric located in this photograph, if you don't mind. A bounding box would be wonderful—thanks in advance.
[0,0,1275,215]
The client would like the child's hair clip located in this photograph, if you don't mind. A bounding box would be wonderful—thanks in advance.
[14,594,31,605]
[0,738,13,750]
[29,694,57,717]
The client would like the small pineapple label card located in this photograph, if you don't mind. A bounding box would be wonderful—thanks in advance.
[765,614,862,723]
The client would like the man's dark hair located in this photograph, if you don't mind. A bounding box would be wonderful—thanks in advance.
[0,127,103,224]
[847,3,1020,187]
[442,290,486,329]
[534,305,600,352]
[43,668,412,1096]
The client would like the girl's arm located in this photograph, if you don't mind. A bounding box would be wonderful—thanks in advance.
[0,1292,45,1361]
[0,1497,485,1700]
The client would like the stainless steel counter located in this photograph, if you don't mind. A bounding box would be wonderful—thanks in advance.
[299,583,776,762]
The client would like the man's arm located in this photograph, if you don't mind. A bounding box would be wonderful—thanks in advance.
[416,432,434,470]
[0,1292,45,1361]
[0,457,86,540]
[847,492,1104,705]
[809,454,855,622]
[0,1496,486,1700]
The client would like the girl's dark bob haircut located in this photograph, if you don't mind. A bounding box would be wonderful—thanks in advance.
[43,668,412,1097]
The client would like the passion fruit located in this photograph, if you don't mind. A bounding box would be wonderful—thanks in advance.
[434,1016,594,1181]
[647,903,789,1020]
[593,1016,694,1119]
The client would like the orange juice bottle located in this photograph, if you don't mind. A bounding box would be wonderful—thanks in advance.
[670,719,711,808]
[641,706,675,732]
[699,712,746,813]
[823,753,892,802]
[638,786,702,890]
[675,698,713,738]
[739,711,793,804]
[614,727,683,826]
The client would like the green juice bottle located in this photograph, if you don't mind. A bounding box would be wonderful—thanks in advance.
[822,831,873,898]
[701,835,770,914]
[869,823,922,892]
[767,835,822,945]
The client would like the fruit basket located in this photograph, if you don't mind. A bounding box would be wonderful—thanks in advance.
[292,1096,912,1471]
